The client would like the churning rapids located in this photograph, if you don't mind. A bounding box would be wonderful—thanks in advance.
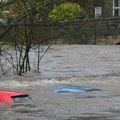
[0,45,120,120]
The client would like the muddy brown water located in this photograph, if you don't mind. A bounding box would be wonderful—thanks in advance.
[0,45,120,120]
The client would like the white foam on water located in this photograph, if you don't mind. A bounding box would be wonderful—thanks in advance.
[0,77,72,89]
[0,75,119,89]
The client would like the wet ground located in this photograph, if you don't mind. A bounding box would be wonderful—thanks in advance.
[0,45,120,120]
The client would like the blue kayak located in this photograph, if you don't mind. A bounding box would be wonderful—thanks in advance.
[53,87,100,93]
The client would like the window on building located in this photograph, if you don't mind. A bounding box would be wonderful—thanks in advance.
[113,0,120,16]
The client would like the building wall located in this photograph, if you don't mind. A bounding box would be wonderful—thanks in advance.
[92,0,113,18]
[102,0,113,17]
[86,0,113,18]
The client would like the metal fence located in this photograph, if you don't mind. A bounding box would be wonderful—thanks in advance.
[0,17,120,45]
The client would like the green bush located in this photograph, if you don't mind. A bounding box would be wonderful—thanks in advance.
[48,2,82,20]
[0,41,9,45]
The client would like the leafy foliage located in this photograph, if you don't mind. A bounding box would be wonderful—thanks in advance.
[48,2,82,20]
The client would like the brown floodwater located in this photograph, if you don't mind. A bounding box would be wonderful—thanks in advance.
[0,45,120,120]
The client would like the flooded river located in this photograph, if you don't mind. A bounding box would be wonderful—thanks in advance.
[0,45,120,120]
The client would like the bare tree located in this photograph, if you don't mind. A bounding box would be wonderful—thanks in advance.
[0,0,54,76]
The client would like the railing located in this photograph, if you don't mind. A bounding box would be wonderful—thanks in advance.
[0,17,120,44]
